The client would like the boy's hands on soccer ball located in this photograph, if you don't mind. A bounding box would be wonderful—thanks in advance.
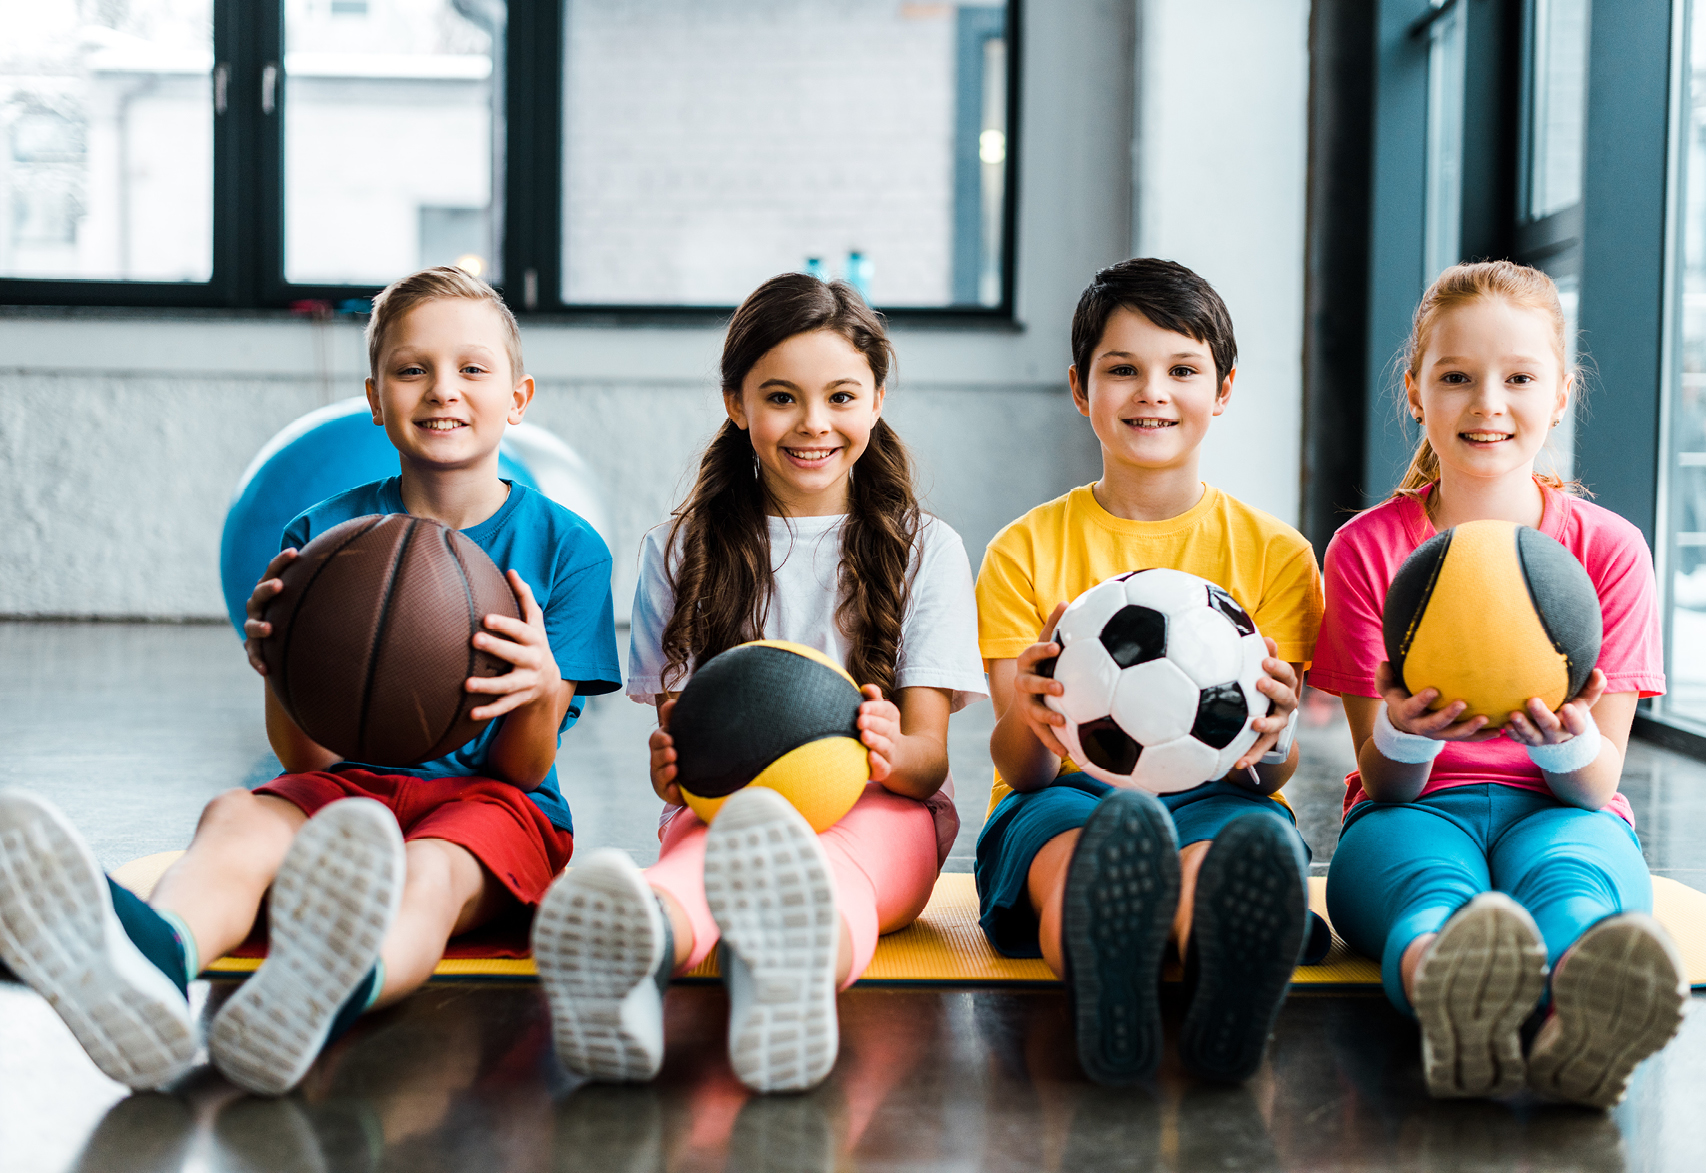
[1014,602,1073,760]
[242,548,299,676]
[1234,638,1299,771]
[466,571,565,721]
[649,698,682,805]
[1376,661,1502,742]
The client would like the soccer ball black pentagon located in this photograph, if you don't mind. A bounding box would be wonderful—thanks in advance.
[1042,569,1268,793]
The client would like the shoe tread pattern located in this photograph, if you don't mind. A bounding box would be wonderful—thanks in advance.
[1178,815,1308,1082]
[1413,893,1548,1099]
[1061,791,1180,1086]
[704,790,839,1093]
[533,850,665,1082]
[209,799,403,1096]
[1526,913,1689,1109]
[0,792,195,1089]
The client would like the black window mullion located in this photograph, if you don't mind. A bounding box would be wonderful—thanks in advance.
[505,0,563,314]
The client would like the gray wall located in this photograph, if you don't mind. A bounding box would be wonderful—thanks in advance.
[0,1,1310,626]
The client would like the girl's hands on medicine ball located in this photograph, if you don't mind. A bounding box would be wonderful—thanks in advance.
[1502,668,1607,748]
[649,698,682,805]
[1015,602,1073,760]
[242,548,299,676]
[466,571,564,721]
[857,685,903,782]
[1376,661,1501,742]
[1232,639,1298,771]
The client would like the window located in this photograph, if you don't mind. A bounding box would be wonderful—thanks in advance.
[558,0,1013,310]
[0,0,215,282]
[0,0,1021,317]
[1660,3,1706,726]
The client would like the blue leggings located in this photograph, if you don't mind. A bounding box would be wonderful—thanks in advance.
[1325,784,1651,1014]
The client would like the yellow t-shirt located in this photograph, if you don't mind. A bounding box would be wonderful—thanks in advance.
[976,482,1324,812]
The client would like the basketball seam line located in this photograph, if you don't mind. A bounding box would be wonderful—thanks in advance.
[1515,528,1576,692]
[355,518,413,758]
[276,515,385,724]
[444,525,479,759]
[1398,529,1453,667]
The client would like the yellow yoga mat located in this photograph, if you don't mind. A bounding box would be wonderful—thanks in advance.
[110,852,1706,990]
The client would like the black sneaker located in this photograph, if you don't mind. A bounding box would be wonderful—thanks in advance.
[1178,813,1308,1082]
[1061,789,1180,1086]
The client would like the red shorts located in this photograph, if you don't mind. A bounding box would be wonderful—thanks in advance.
[254,768,575,907]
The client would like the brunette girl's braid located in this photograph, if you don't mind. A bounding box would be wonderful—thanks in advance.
[658,274,920,695]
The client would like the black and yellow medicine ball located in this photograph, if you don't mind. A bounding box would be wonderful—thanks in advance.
[669,640,870,832]
[1383,519,1601,726]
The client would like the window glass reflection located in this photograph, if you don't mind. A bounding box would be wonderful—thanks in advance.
[1527,0,1591,221]
[561,0,1009,308]
[0,0,212,281]
[283,0,503,287]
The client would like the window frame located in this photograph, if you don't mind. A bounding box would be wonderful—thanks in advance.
[0,0,1024,323]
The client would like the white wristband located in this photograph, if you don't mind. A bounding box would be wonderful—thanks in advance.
[1525,713,1602,775]
[1372,703,1445,764]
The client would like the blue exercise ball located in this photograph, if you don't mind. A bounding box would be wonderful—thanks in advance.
[219,398,610,637]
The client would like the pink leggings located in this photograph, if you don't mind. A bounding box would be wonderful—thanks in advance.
[645,782,940,988]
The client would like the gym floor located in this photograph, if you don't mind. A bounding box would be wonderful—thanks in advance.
[2,621,1703,1173]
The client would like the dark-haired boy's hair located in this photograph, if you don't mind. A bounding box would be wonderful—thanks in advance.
[1070,258,1237,389]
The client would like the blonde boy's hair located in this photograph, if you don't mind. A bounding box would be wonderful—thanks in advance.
[365,266,525,382]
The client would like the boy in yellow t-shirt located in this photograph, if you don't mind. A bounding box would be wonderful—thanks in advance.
[977,257,1324,1087]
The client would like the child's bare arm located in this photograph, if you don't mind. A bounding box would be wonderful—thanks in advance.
[855,685,952,800]
[988,603,1072,793]
[470,571,577,790]
[243,547,341,773]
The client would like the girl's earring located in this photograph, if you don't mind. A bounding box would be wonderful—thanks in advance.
[752,453,761,479]
[1552,418,1561,428]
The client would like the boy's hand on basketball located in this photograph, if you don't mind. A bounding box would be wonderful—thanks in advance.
[1233,639,1298,770]
[1014,603,1073,760]
[1376,661,1500,742]
[650,698,682,804]
[857,684,903,782]
[242,548,299,676]
[1503,668,1608,747]
[466,571,564,721]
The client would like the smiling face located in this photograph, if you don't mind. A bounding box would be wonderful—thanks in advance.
[726,328,885,516]
[1069,306,1231,474]
[1406,296,1569,490]
[366,297,533,474]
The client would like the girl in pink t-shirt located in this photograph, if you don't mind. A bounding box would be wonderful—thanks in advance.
[1312,261,1686,1109]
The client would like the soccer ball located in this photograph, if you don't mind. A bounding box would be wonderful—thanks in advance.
[1041,569,1269,794]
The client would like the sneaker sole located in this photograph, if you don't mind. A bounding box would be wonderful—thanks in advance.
[1527,913,1689,1109]
[1179,814,1308,1083]
[704,788,839,1094]
[0,790,196,1089]
[533,849,666,1082]
[209,798,404,1096]
[1061,788,1180,1086]
[1412,892,1548,1099]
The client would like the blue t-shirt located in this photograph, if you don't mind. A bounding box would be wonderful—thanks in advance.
[280,478,621,831]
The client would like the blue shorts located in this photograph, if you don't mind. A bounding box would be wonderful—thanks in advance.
[1325,783,1650,1014]
[974,773,1309,958]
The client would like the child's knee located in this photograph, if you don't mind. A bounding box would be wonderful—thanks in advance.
[194,789,300,853]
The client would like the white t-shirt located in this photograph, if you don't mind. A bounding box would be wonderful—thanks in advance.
[627,512,988,710]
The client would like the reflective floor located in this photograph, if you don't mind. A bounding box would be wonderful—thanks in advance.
[2,622,1703,1173]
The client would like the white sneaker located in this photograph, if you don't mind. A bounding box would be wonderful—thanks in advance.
[209,798,404,1096]
[0,790,196,1089]
[703,787,839,1093]
[533,848,669,1082]
[1413,892,1549,1099]
[1527,912,1689,1108]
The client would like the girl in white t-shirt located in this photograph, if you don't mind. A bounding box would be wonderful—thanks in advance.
[532,274,986,1093]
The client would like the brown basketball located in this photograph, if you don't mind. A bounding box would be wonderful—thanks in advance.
[259,514,522,766]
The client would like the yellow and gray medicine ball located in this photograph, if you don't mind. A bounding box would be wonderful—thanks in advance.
[1383,519,1601,727]
[669,640,870,832]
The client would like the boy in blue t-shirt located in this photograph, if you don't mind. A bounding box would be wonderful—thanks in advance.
[0,267,620,1096]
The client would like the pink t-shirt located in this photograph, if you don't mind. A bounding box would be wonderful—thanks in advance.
[1310,484,1664,826]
